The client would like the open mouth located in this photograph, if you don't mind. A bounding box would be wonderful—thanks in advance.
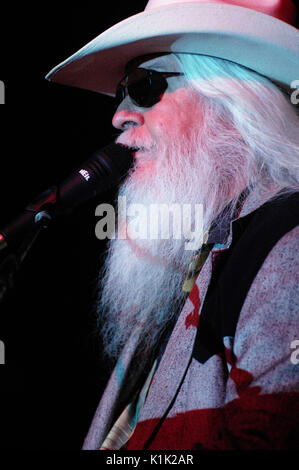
[130,146,146,152]
[116,138,148,154]
[130,147,147,156]
[118,142,150,157]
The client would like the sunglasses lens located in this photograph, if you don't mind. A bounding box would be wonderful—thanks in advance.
[128,69,154,107]
[115,69,168,108]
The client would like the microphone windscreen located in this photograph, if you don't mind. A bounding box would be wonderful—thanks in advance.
[57,143,133,210]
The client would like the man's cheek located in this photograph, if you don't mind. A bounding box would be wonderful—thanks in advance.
[149,115,171,139]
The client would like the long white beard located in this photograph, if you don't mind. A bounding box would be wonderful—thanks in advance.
[97,112,249,361]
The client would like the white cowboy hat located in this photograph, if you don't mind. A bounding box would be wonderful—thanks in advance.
[46,0,298,96]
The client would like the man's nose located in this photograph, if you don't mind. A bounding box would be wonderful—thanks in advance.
[112,98,144,130]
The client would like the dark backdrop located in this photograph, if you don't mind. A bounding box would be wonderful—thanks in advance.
[0,1,298,451]
[0,2,147,450]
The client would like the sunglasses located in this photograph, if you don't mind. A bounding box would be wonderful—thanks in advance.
[115,67,184,109]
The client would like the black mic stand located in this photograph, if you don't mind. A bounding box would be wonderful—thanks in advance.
[0,210,53,304]
[0,143,134,304]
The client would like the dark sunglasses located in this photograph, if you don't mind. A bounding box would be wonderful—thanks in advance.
[115,67,184,109]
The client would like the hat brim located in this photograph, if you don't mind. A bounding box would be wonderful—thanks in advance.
[45,3,299,96]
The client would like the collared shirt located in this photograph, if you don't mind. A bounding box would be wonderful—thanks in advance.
[183,187,250,293]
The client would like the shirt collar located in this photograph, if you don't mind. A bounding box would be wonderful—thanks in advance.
[207,184,283,249]
[207,187,250,246]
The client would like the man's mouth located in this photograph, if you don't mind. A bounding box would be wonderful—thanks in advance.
[116,136,154,158]
[115,135,152,155]
[125,146,148,158]
[131,146,146,152]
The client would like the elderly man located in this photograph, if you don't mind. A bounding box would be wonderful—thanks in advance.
[46,0,299,450]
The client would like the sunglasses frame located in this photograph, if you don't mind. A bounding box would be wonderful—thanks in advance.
[115,67,184,109]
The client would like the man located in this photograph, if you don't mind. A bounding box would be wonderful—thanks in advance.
[46,0,299,450]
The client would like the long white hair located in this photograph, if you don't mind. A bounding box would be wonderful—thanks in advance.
[173,53,299,201]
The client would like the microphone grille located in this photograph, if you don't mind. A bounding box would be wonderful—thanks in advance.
[94,143,134,179]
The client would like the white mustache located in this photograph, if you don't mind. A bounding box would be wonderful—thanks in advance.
[116,130,156,152]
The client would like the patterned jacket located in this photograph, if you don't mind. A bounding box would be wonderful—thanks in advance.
[83,188,299,450]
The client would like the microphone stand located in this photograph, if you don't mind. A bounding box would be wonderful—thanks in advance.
[0,143,134,304]
[0,213,52,304]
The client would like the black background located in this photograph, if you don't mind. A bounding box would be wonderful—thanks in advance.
[0,1,298,452]
[0,1,147,450]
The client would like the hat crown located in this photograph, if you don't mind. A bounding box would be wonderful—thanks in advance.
[145,0,296,24]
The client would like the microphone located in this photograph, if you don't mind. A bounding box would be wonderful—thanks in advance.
[0,143,133,250]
